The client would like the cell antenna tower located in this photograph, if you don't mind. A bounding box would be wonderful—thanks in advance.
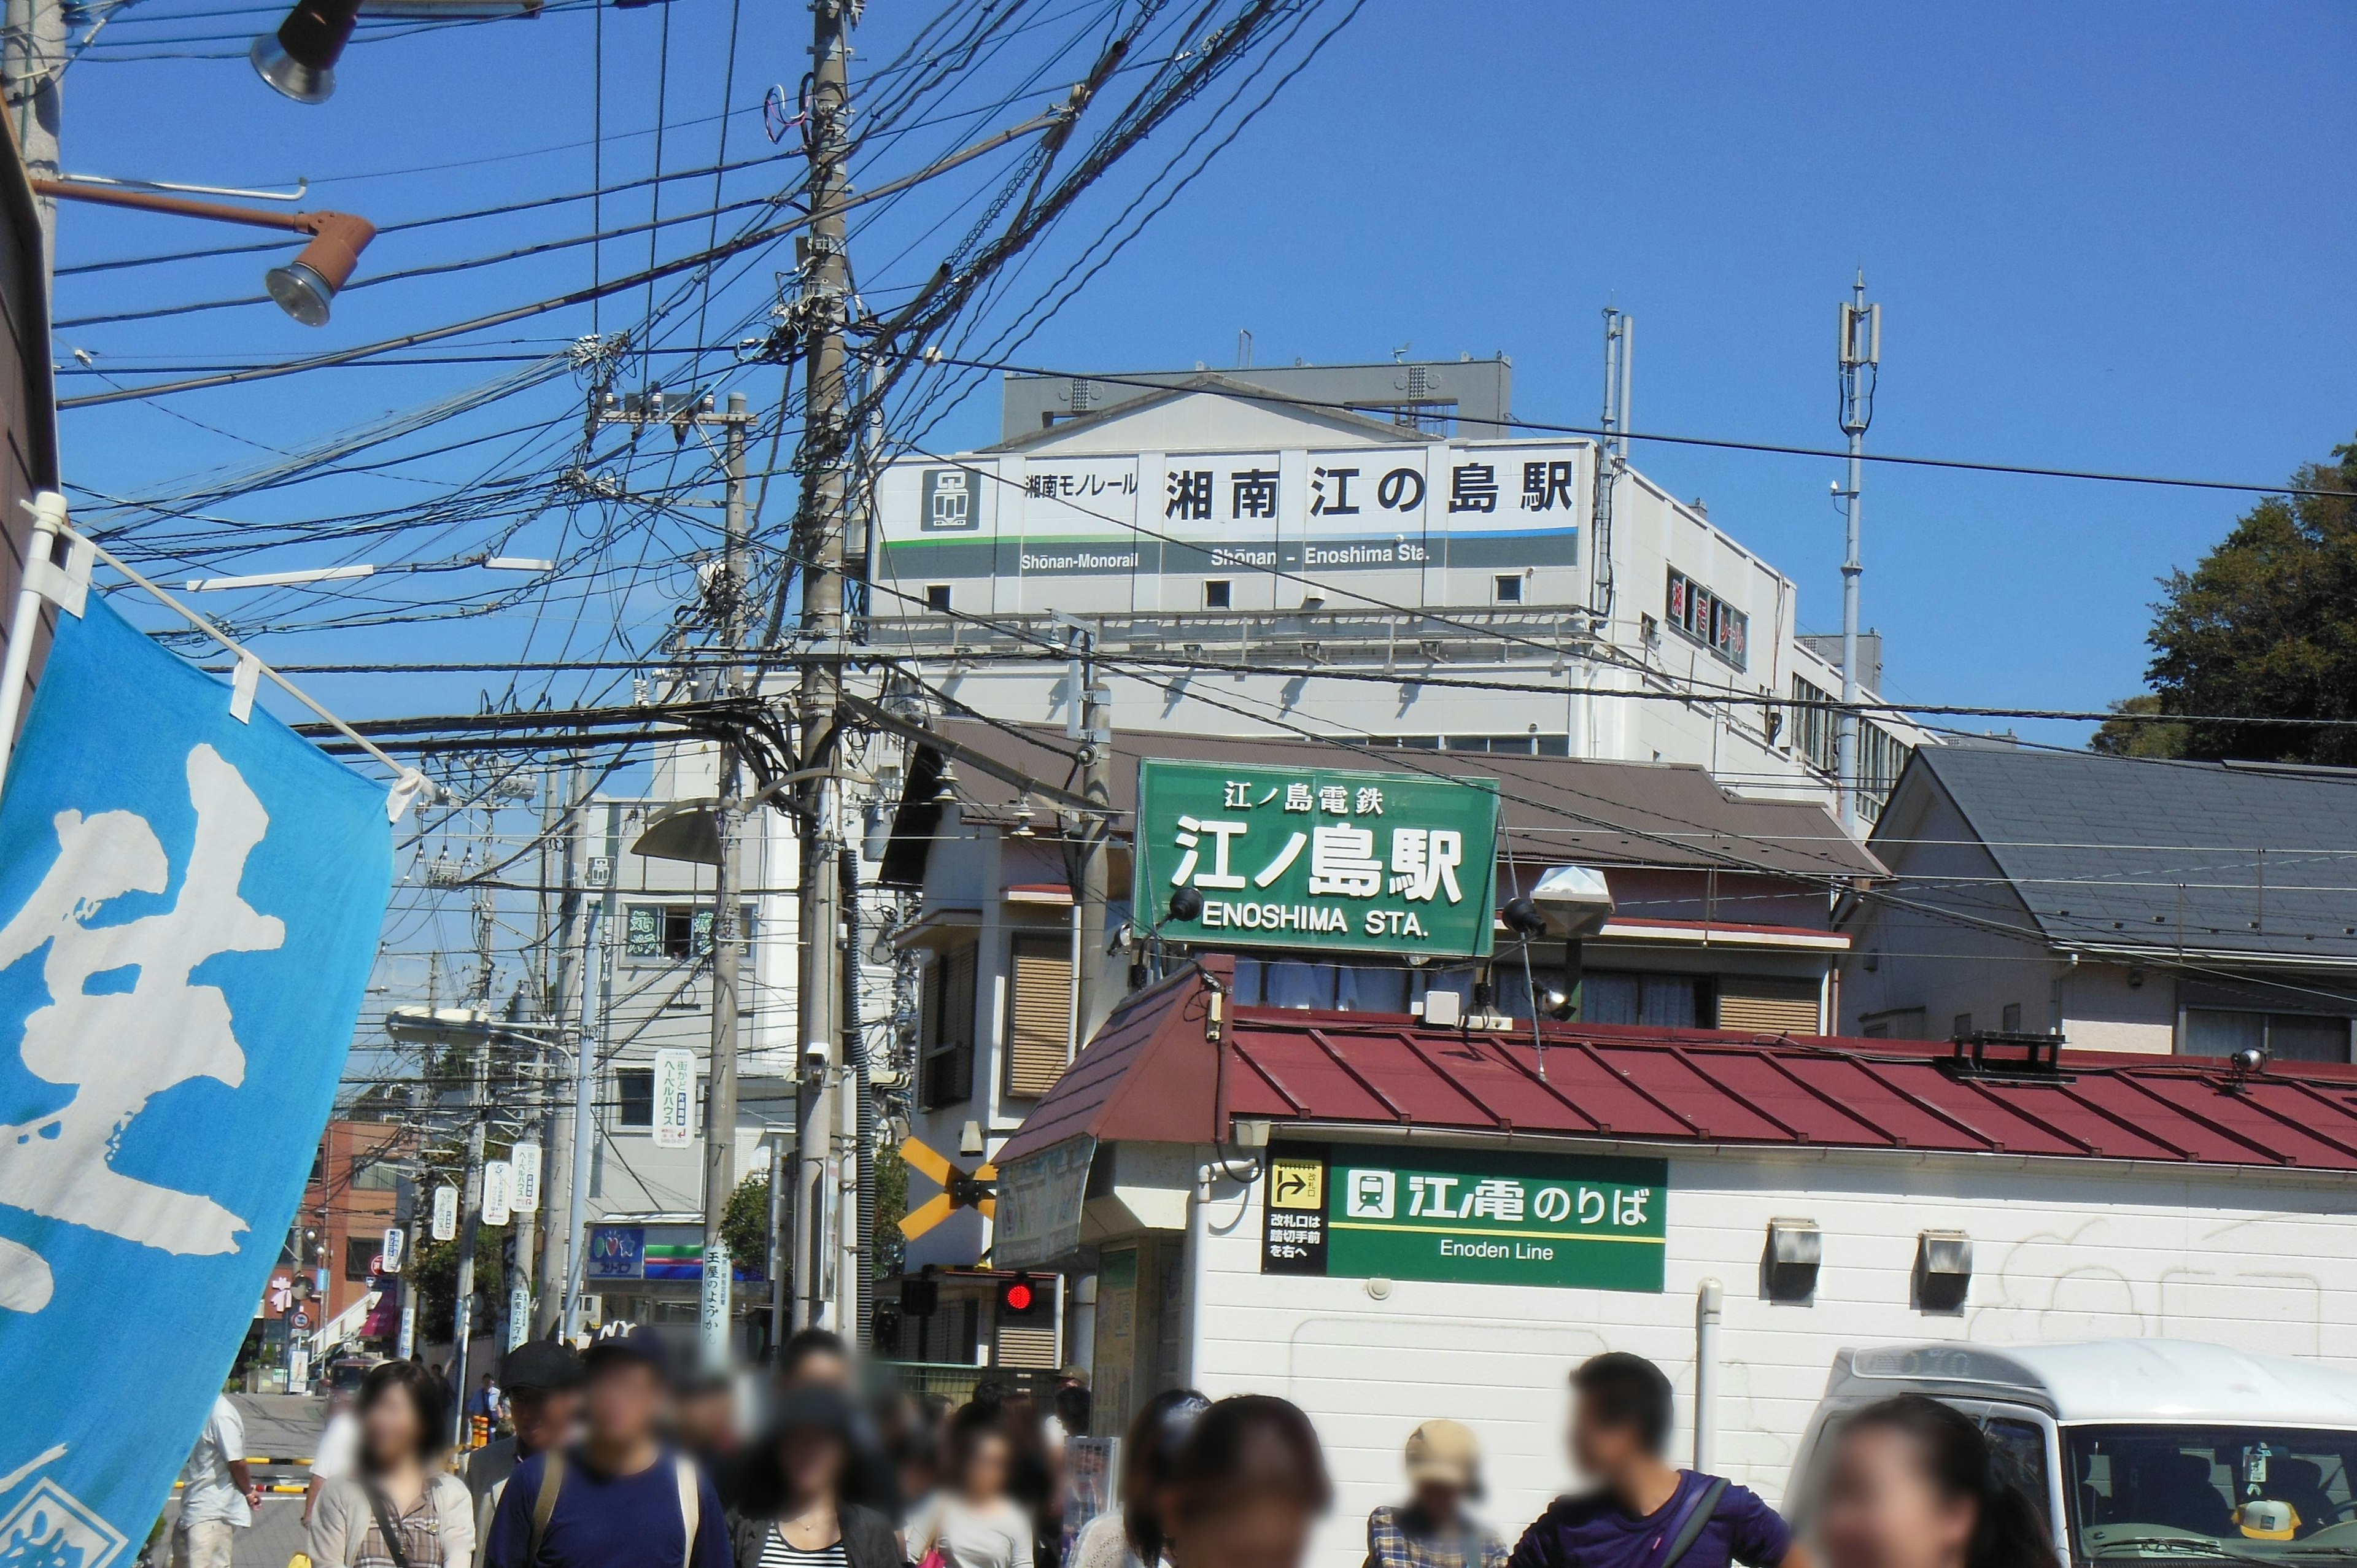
[1592,307,1633,622]
[1835,272,1880,832]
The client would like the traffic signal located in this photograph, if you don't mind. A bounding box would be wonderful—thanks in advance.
[900,1276,939,1318]
[997,1273,1048,1318]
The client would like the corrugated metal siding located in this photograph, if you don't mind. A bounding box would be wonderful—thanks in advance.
[1005,948,1072,1098]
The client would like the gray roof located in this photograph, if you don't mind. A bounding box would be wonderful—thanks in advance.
[913,720,1882,880]
[1894,743,2357,960]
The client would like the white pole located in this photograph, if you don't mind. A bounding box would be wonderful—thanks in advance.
[0,490,66,795]
[1694,1277,1723,1473]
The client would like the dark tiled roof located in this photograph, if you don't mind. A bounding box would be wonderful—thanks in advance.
[1899,745,2357,960]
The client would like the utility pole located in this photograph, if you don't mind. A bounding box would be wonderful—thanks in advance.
[1835,273,1880,834]
[4,0,61,265]
[506,994,538,1351]
[700,391,752,1369]
[447,1018,489,1445]
[560,863,609,1338]
[534,762,582,1334]
[792,0,855,1335]
[1067,621,1111,1045]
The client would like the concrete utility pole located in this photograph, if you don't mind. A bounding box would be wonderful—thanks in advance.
[447,1018,489,1445]
[4,0,61,265]
[1835,273,1880,834]
[792,0,855,1335]
[560,878,608,1338]
[534,763,582,1334]
[1069,623,1112,1044]
[699,391,752,1369]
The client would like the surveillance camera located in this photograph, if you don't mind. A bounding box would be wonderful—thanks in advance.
[2231,1045,2269,1075]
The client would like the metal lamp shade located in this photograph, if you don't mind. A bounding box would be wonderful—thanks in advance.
[266,212,374,326]
[250,0,363,102]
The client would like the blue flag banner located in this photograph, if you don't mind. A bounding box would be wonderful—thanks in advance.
[0,591,393,1567]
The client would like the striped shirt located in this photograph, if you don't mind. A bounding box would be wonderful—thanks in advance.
[757,1524,849,1568]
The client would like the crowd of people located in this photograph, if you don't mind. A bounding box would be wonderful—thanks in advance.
[171,1334,2062,1568]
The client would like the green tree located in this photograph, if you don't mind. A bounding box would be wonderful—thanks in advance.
[2131,435,2357,763]
[722,1173,770,1273]
[874,1140,908,1279]
[2088,695,2189,759]
[411,1235,502,1345]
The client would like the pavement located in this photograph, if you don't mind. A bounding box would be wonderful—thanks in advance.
[155,1394,322,1568]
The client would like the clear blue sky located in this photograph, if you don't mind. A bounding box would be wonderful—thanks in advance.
[48,0,2357,747]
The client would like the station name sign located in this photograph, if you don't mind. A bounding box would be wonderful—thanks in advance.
[1132,758,1498,959]
[1262,1143,1666,1292]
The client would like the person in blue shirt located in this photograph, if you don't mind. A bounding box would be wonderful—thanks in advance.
[482,1326,732,1568]
[1509,1354,1805,1568]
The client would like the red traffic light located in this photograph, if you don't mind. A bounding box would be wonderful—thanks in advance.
[997,1274,1047,1317]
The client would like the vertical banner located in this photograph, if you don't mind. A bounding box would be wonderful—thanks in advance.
[0,595,393,1568]
[482,1161,514,1227]
[432,1185,459,1241]
[381,1226,405,1275]
[652,1048,696,1149]
[511,1141,542,1211]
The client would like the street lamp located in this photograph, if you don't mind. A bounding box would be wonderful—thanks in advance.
[250,0,363,104]
[34,179,375,326]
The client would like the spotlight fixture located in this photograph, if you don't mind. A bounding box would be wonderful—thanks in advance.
[250,0,363,104]
[1167,886,1204,923]
[33,179,374,327]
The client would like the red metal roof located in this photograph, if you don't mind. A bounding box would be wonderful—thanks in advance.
[997,958,2357,1172]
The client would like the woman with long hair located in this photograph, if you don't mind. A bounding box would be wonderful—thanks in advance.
[309,1361,474,1568]
[1068,1390,1208,1568]
[726,1385,901,1568]
[1819,1395,2061,1568]
[907,1405,1035,1568]
[1161,1396,1329,1568]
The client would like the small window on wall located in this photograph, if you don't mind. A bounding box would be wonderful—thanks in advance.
[921,943,979,1109]
[1203,579,1232,610]
[2184,1008,2353,1064]
[925,584,952,612]
[616,1068,654,1127]
[344,1234,378,1281]
[1580,970,1717,1029]
[625,903,707,960]
[1493,574,1523,604]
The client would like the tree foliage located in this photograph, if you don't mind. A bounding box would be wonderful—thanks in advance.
[874,1140,907,1279]
[2088,695,2190,759]
[722,1173,770,1273]
[2123,436,2357,764]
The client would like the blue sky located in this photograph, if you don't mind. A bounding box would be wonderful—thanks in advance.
[46,0,2357,750]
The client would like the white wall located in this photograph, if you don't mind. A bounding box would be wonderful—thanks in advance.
[1185,1141,2357,1568]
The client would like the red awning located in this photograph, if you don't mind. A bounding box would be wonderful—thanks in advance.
[997,957,2357,1172]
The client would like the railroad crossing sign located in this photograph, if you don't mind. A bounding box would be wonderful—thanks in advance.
[897,1137,996,1240]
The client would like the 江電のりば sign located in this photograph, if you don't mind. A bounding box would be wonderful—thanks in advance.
[1132,759,1498,958]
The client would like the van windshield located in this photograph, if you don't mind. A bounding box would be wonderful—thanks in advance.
[2070,1426,2357,1564]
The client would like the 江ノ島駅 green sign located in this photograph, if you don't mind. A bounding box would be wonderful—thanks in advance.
[1132,758,1499,958]
[1261,1143,1666,1292]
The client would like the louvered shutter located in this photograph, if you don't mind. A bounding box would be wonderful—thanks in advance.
[1715,975,1823,1035]
[1005,943,1074,1098]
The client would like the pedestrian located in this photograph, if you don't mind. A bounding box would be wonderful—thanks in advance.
[994,1391,1058,1568]
[468,1375,504,1427]
[726,1385,900,1568]
[308,1361,475,1568]
[1508,1353,1803,1568]
[1043,1384,1090,1452]
[1067,1389,1206,1568]
[308,1387,362,1528]
[479,1326,731,1568]
[777,1329,855,1389]
[463,1341,587,1557]
[905,1406,1034,1568]
[1159,1396,1329,1568]
[675,1374,744,1510]
[173,1389,261,1568]
[1816,1396,2059,1568]
[1367,1421,1506,1568]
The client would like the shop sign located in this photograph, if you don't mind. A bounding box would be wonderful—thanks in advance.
[1261,1143,1666,1292]
[994,1137,1096,1269]
[588,1224,645,1279]
[1133,759,1499,959]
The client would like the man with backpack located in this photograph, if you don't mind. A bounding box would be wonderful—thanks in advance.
[481,1326,731,1568]
[1509,1354,1806,1568]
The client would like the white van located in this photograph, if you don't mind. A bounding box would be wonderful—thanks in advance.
[1784,1342,2357,1565]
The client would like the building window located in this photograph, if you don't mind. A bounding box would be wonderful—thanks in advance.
[921,943,978,1109]
[626,903,705,960]
[1581,970,1717,1029]
[2183,1008,2353,1063]
[1954,1013,1973,1039]
[2000,1003,2022,1032]
[925,584,951,612]
[1665,568,1748,670]
[350,1154,401,1192]
[1493,574,1523,604]
[1788,673,1908,823]
[1005,937,1075,1098]
[344,1234,378,1281]
[616,1068,654,1127]
[1202,579,1232,610]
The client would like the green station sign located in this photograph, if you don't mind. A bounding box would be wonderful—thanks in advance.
[1262,1143,1668,1292]
[1131,758,1500,959]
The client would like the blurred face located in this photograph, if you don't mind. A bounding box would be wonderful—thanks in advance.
[780,1428,848,1504]
[1411,1480,1465,1523]
[963,1431,1011,1501]
[677,1388,737,1454]
[362,1384,424,1470]
[511,1389,582,1454]
[1819,1426,1975,1568]
[786,1349,853,1389]
[1570,1394,1648,1484]
[1171,1496,1317,1568]
[584,1362,667,1448]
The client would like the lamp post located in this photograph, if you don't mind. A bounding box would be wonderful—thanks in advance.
[32,178,374,326]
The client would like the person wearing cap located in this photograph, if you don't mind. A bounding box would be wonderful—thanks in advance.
[481,1326,732,1568]
[465,1340,587,1558]
[1366,1421,1507,1568]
